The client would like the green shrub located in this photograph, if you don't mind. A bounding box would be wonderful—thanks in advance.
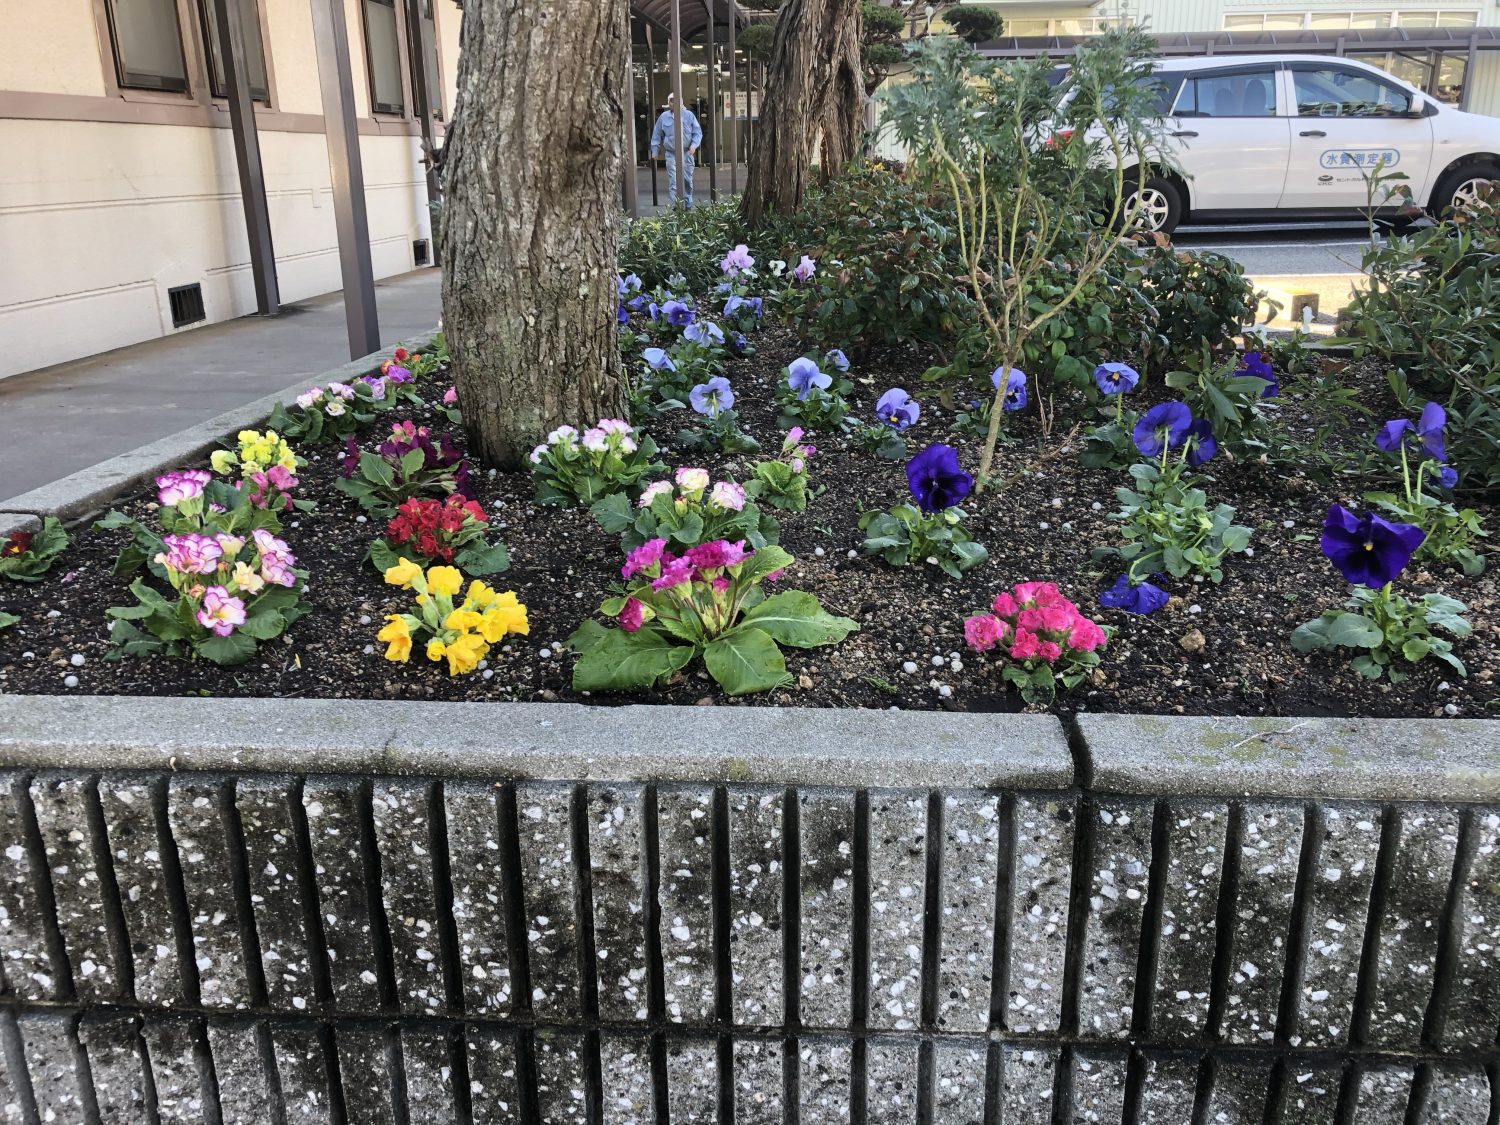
[1340,202,1500,493]
[766,164,977,352]
[620,200,748,291]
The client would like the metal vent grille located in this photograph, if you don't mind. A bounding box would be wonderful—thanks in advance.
[413,239,430,267]
[167,284,206,328]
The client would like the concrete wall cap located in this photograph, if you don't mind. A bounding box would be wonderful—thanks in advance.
[1079,713,1500,802]
[0,695,1074,790]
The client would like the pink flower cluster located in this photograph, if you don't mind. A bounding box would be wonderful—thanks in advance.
[253,528,297,588]
[244,464,298,511]
[964,582,1106,665]
[618,537,753,630]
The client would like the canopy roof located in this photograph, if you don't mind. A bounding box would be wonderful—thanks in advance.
[631,0,749,41]
[978,26,1500,59]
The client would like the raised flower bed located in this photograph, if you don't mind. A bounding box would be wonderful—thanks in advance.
[0,265,1495,718]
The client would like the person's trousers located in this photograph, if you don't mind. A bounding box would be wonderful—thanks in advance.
[665,152,696,207]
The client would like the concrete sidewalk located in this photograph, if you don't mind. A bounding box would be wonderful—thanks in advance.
[0,269,441,498]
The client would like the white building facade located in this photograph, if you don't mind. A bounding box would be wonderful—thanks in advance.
[0,1,462,380]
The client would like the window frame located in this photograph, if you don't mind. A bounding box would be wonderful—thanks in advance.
[97,0,196,99]
[1171,63,1284,119]
[1288,62,1415,118]
[360,0,414,118]
[195,0,275,106]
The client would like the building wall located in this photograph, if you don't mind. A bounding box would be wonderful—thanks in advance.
[0,0,461,380]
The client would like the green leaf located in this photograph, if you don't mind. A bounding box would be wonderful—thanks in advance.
[571,625,695,692]
[455,540,512,576]
[703,627,794,696]
[589,491,636,533]
[360,451,395,489]
[238,609,286,641]
[196,631,258,666]
[0,611,17,631]
[1325,613,1384,648]
[951,540,989,572]
[739,591,858,649]
[1290,618,1331,653]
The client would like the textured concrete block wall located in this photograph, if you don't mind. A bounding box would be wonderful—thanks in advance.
[0,698,1496,1123]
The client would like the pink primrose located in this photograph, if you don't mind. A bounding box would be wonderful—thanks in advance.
[963,614,1006,653]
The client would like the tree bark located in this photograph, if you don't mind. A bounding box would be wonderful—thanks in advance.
[740,0,863,224]
[439,0,628,470]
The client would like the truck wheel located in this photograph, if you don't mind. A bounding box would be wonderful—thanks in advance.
[1123,175,1183,235]
[1433,162,1500,216]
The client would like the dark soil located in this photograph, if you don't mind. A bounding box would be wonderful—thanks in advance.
[2,326,1496,719]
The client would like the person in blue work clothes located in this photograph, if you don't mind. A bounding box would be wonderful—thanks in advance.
[649,93,703,208]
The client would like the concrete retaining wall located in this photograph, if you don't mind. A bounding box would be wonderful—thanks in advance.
[0,698,1495,1123]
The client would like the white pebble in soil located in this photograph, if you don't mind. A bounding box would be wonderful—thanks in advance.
[21,652,34,660]
[1039,521,1050,530]
[70,654,85,667]
[931,655,945,667]
[937,685,953,698]
[64,675,79,689]
[950,659,964,673]
[847,549,858,559]
[359,615,371,626]
[1189,605,1202,615]
[1438,681,1451,692]
[902,661,918,675]
[1445,703,1460,716]
[47,609,61,619]
[356,515,368,524]
[539,648,552,659]
[814,546,825,557]
[483,669,494,681]
[1091,501,1103,511]
[363,645,375,656]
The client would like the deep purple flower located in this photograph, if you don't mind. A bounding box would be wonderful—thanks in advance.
[384,364,412,384]
[1185,419,1218,467]
[690,377,734,416]
[1437,464,1459,489]
[1099,574,1169,615]
[661,300,694,328]
[906,444,973,513]
[1133,401,1193,457]
[1094,362,1140,395]
[1320,503,1426,588]
[341,436,361,477]
[876,388,920,432]
[617,303,630,325]
[1239,351,1278,398]
[729,330,750,354]
[787,357,832,401]
[1377,401,1447,461]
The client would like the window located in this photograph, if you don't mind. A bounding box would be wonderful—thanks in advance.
[200,0,270,102]
[1174,70,1279,118]
[421,0,443,118]
[1293,66,1413,117]
[104,0,190,92]
[362,0,406,115]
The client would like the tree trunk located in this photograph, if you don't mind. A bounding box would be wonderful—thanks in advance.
[439,0,628,470]
[740,0,863,224]
[820,0,864,179]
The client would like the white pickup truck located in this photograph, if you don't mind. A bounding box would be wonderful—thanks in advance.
[1110,53,1500,233]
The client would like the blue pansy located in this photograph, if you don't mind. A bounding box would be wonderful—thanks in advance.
[661,299,695,328]
[876,388,920,432]
[643,347,676,372]
[825,348,850,373]
[1239,351,1278,398]
[690,377,734,416]
[1094,362,1140,395]
[684,320,725,347]
[1132,401,1192,457]
[787,358,832,401]
[1185,419,1218,467]
[992,367,1027,412]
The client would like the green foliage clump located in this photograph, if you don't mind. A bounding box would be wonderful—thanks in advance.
[620,200,748,291]
[1340,196,1500,493]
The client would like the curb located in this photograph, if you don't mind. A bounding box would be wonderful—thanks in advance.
[0,329,440,524]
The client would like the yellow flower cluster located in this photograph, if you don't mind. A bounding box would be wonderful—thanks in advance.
[378,558,529,676]
[211,429,298,478]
